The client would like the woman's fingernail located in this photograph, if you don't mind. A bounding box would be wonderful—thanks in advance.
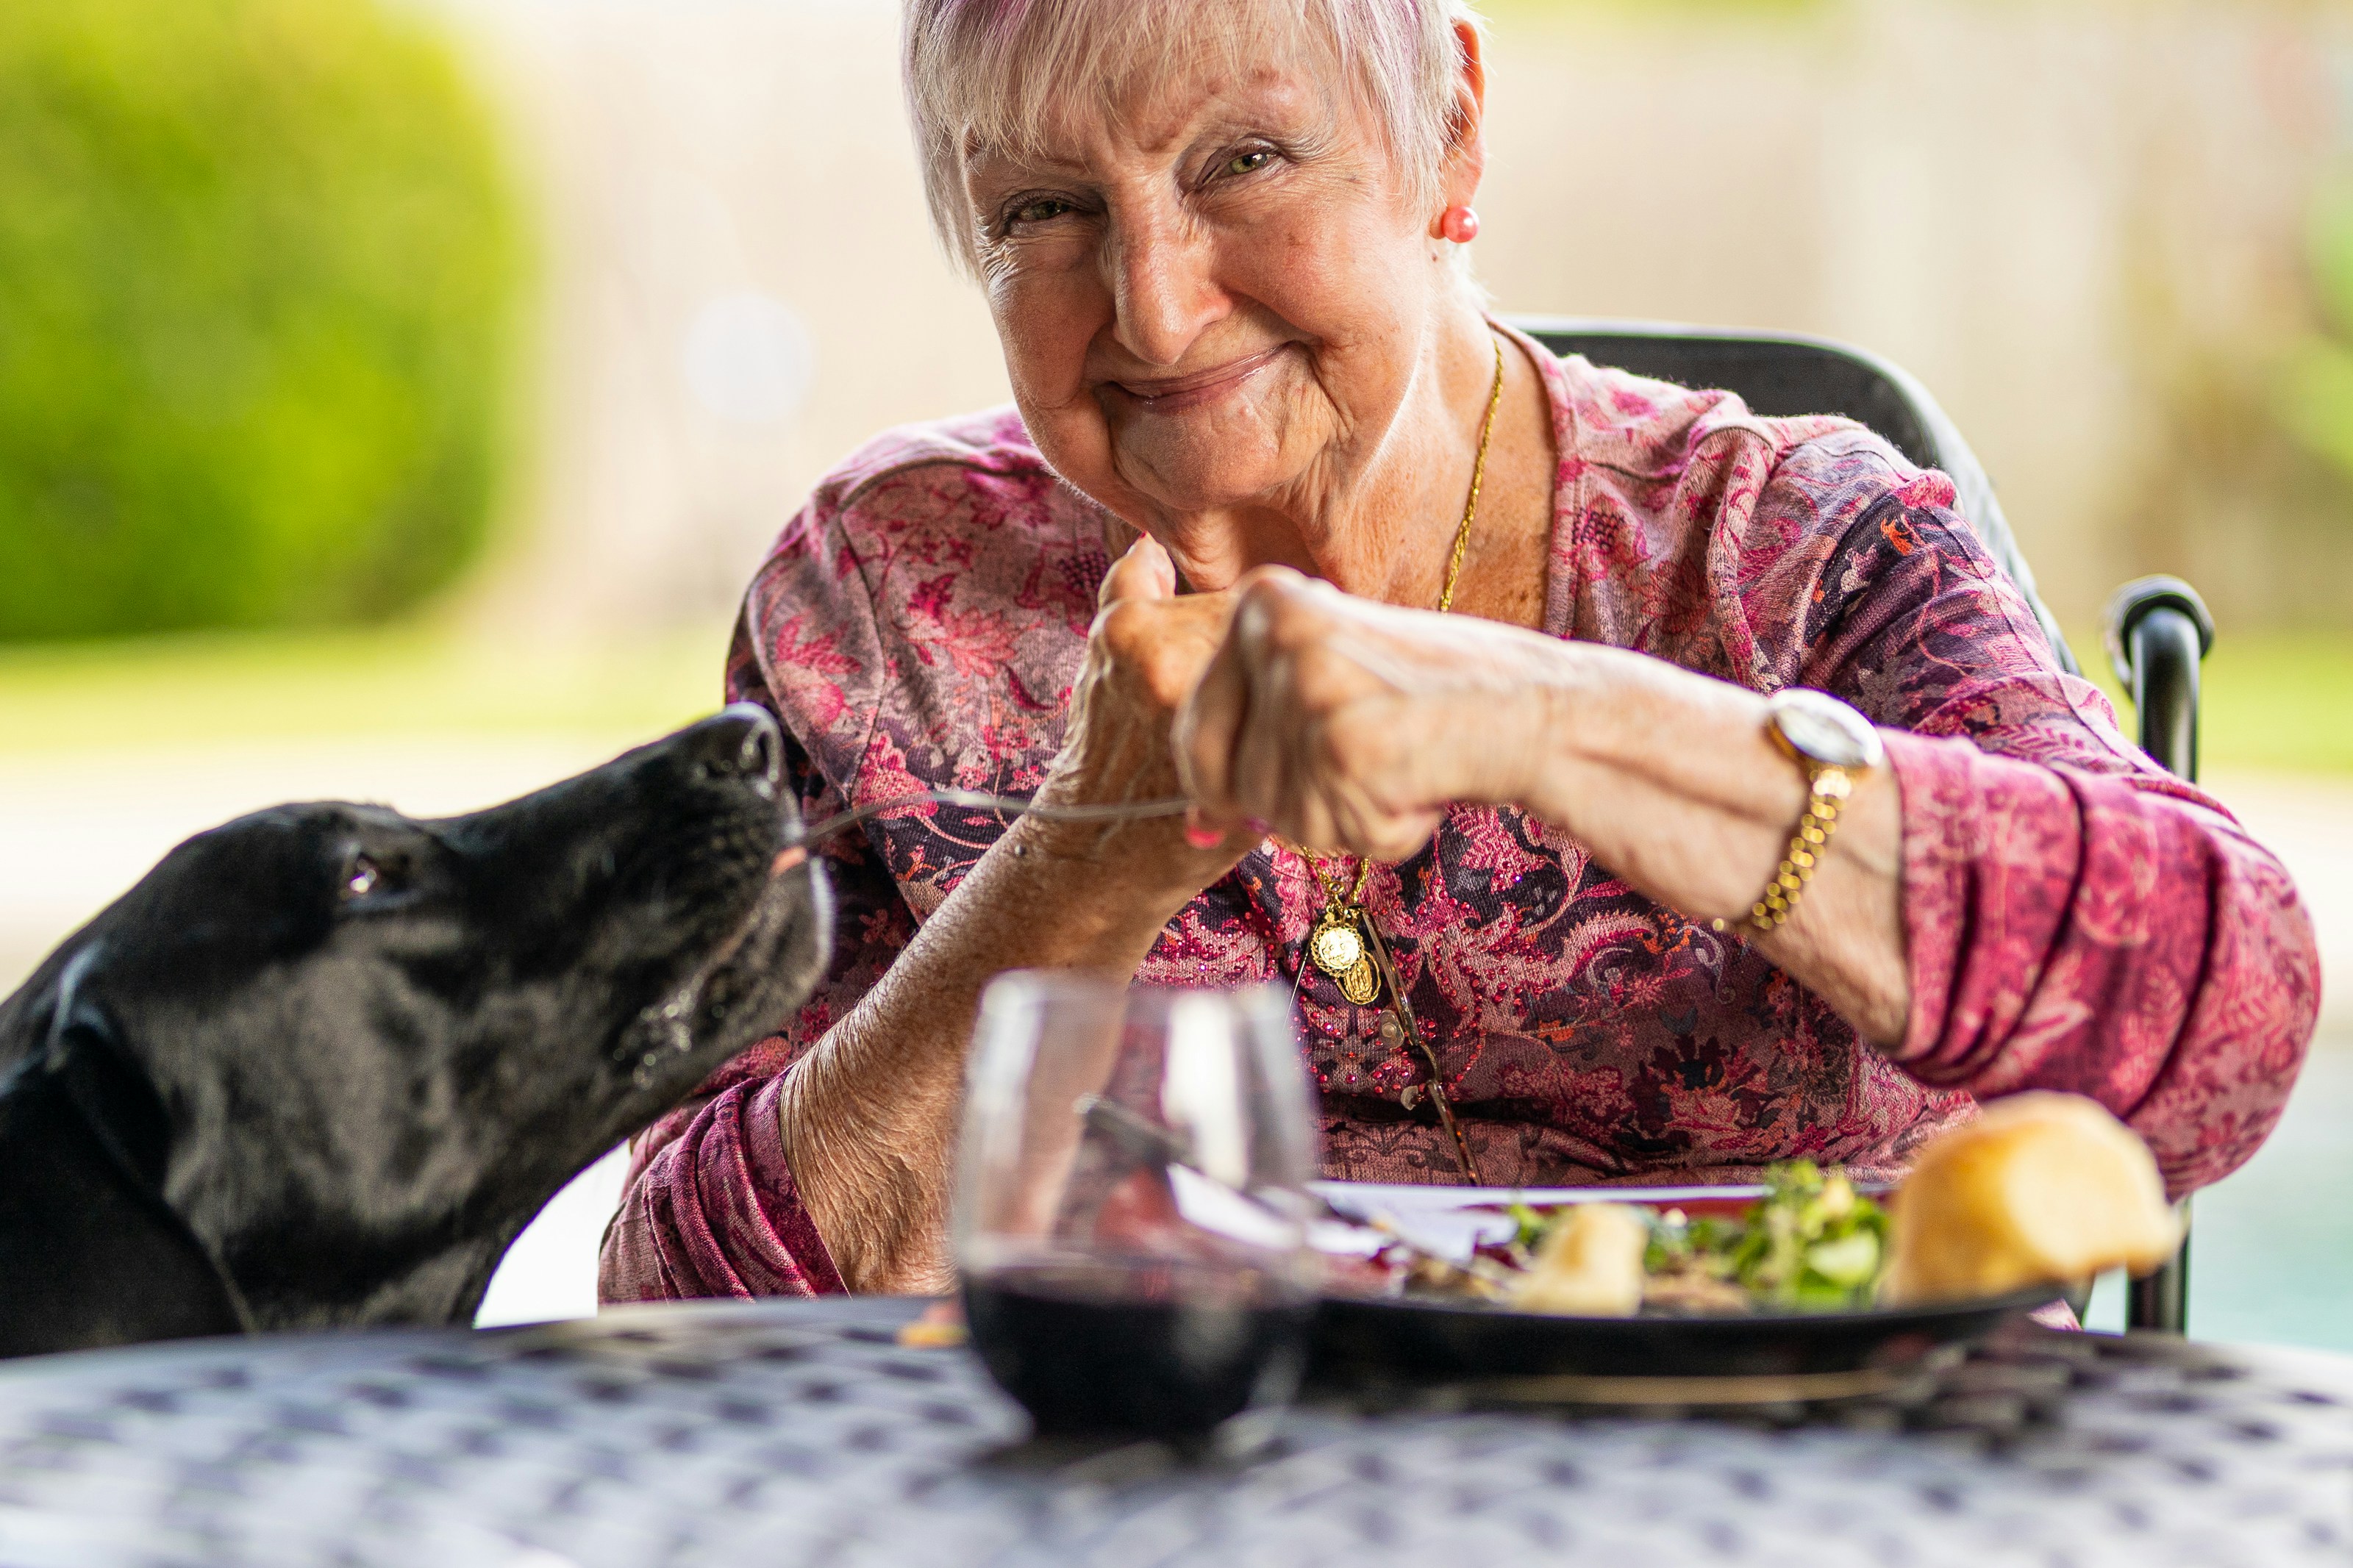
[1244,817,1271,837]
[1184,821,1225,849]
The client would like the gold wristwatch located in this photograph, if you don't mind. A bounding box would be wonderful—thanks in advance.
[1717,688,1885,937]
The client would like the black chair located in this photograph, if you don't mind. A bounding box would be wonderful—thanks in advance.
[1508,315,2208,1333]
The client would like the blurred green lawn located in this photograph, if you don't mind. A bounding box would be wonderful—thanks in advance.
[2,621,2349,772]
[0,623,725,753]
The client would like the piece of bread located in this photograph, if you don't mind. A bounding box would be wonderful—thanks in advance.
[1883,1092,2182,1305]
[1509,1203,1648,1317]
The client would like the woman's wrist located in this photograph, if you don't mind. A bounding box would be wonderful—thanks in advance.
[1503,650,1911,1040]
[999,804,1243,930]
[1020,724,1255,914]
[1510,648,1824,917]
[1504,643,1663,821]
[777,809,1232,1294]
[1517,646,1793,827]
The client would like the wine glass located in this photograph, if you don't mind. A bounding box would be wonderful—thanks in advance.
[954,972,1321,1442]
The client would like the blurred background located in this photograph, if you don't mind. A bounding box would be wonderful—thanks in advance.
[1,0,2347,1345]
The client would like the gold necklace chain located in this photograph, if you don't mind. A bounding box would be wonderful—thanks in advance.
[1292,331,1506,999]
[1436,333,1507,616]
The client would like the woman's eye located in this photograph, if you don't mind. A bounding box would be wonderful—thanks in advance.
[1225,149,1274,177]
[341,855,382,901]
[1008,197,1073,227]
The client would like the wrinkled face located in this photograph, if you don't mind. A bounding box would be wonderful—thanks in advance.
[964,26,1446,562]
[5,707,828,1327]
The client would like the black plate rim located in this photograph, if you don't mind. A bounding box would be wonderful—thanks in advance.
[1319,1279,2065,1331]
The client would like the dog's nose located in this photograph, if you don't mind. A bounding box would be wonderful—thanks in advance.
[687,704,783,793]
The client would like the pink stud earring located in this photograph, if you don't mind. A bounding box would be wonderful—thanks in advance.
[1439,204,1480,244]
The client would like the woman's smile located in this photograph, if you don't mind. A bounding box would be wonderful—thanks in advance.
[1102,343,1296,415]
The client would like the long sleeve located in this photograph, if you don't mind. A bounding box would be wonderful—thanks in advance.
[599,1075,846,1300]
[1776,473,2321,1197]
[1885,735,2318,1197]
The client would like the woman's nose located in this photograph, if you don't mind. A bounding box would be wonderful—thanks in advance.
[1104,207,1226,368]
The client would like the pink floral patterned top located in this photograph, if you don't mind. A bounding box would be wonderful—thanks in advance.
[601,326,2319,1304]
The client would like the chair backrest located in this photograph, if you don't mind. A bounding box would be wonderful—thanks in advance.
[1507,316,2080,676]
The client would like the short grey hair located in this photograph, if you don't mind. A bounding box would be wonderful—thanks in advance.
[902,0,1485,276]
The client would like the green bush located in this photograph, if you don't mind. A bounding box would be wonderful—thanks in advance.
[0,0,526,641]
[2279,174,2353,484]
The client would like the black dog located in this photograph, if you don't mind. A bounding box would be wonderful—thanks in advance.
[0,705,829,1358]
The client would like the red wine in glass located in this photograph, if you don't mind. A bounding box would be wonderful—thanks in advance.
[955,976,1318,1442]
[963,1260,1312,1438]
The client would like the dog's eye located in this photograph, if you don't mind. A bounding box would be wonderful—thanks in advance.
[342,856,382,901]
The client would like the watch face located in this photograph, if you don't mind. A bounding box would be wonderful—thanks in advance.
[1769,689,1885,770]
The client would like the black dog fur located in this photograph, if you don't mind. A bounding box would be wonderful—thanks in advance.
[0,705,828,1358]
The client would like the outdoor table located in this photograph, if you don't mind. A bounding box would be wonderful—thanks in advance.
[0,1297,2345,1568]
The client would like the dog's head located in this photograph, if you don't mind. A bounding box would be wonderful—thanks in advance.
[0,705,829,1330]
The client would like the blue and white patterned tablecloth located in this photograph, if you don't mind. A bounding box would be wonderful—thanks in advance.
[0,1298,2346,1568]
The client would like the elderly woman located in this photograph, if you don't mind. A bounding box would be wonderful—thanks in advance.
[601,0,2316,1299]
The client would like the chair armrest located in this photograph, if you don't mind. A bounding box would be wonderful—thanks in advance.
[2099,576,2214,1334]
[2104,576,2214,781]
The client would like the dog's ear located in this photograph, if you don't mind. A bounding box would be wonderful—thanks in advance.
[45,947,173,1194]
[37,949,254,1337]
[0,947,253,1356]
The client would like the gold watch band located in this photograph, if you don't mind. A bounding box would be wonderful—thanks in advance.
[1711,687,1881,939]
[1751,763,1852,932]
[1715,763,1854,936]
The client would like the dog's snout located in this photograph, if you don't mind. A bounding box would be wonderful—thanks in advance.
[743,723,778,779]
[687,704,783,794]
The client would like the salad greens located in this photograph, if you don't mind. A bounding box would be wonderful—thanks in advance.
[1508,1161,1891,1312]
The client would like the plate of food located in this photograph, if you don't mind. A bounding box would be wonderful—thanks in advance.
[1307,1093,2185,1397]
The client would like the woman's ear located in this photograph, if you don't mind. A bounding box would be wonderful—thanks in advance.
[1433,17,1489,224]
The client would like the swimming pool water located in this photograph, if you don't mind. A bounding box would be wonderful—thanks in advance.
[2086,1039,2352,1350]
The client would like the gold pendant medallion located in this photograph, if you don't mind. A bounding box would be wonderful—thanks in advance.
[1309,908,1382,1006]
[1310,916,1363,975]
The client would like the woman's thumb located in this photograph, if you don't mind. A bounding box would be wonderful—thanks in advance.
[1098,531,1176,607]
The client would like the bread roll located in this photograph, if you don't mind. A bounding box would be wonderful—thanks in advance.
[1883,1092,2182,1304]
[1510,1203,1648,1317]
